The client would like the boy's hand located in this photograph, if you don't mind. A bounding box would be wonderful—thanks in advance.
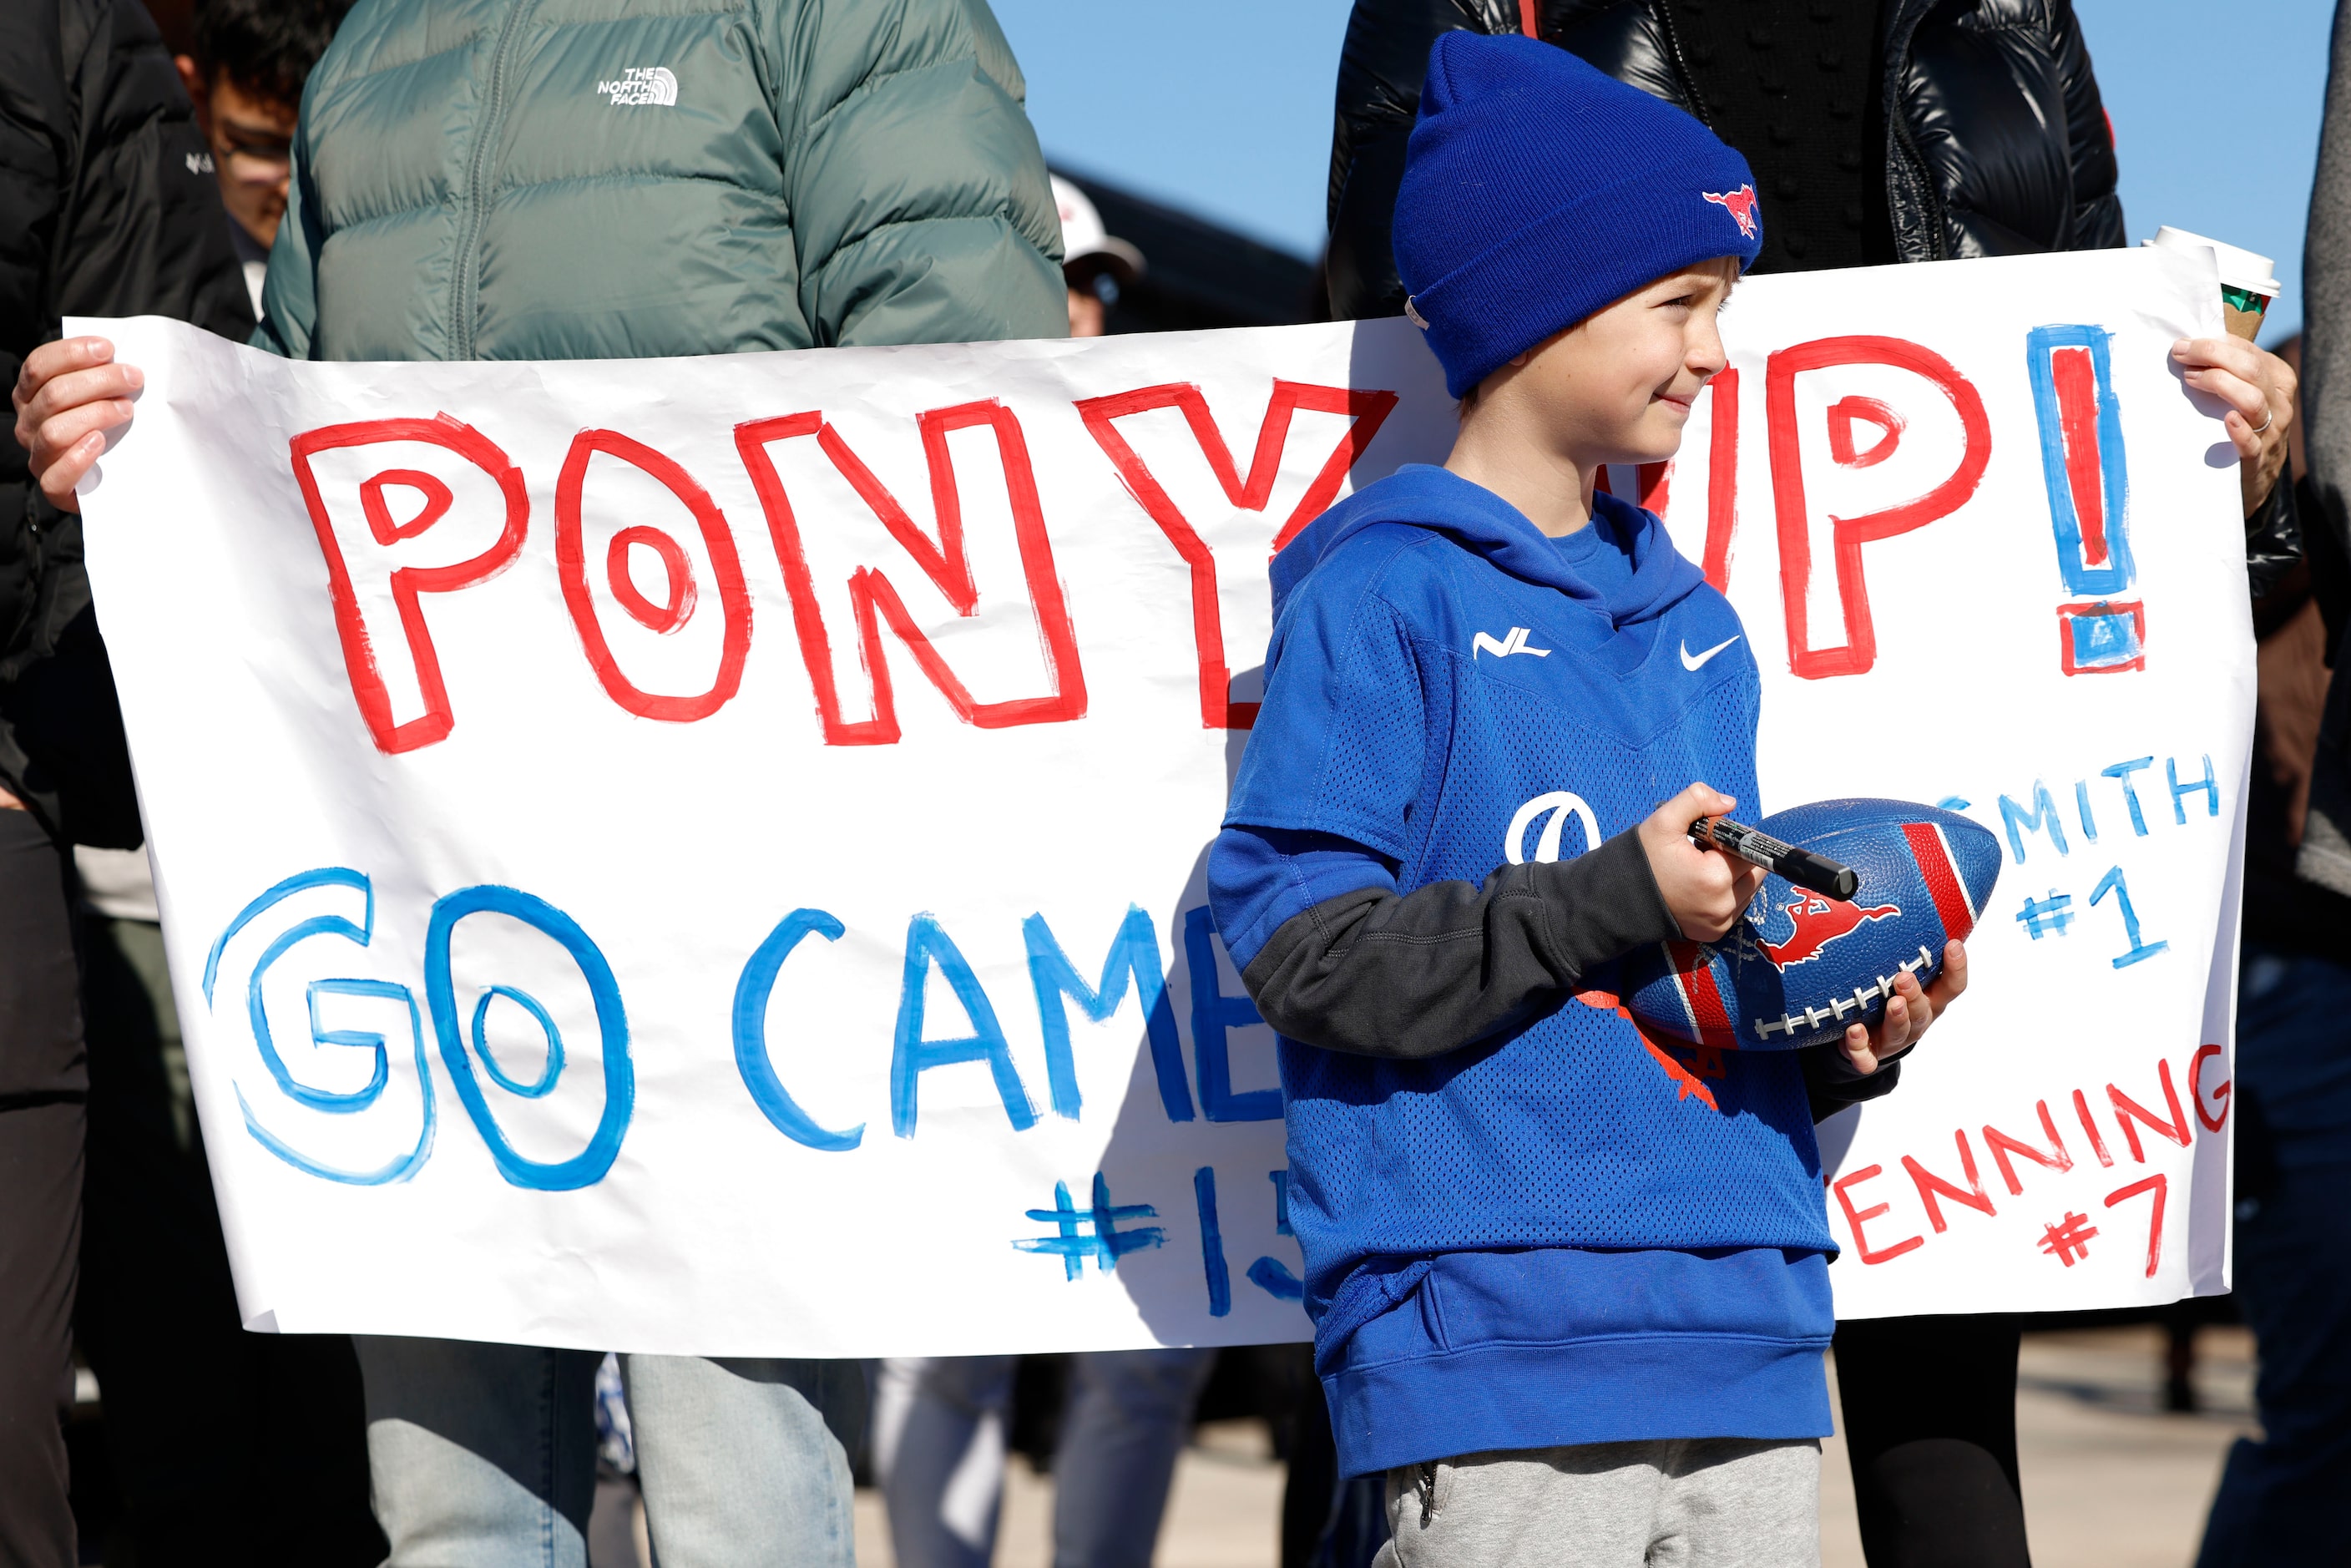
[1637,782,1766,942]
[1838,938,1968,1076]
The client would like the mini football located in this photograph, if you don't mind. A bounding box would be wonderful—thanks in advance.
[1618,798,2000,1052]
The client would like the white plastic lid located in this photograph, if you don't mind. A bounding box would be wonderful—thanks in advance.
[2143,225,2282,297]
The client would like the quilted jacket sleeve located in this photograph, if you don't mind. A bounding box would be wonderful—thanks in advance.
[251,100,322,358]
[779,0,1065,348]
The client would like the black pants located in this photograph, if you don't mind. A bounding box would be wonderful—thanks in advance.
[2196,1156,2351,1565]
[73,911,384,1565]
[0,810,84,1568]
[1835,1313,2031,1568]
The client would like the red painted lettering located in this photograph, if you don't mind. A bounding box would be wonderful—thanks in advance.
[1832,1163,1924,1265]
[1902,1129,1997,1232]
[1600,460,1675,512]
[2109,1057,2192,1163]
[2072,1086,2116,1167]
[1701,369,1740,591]
[287,414,529,753]
[2189,1044,2230,1132]
[1766,337,1991,679]
[1074,381,1395,728]
[606,526,696,635]
[1983,1100,2072,1195]
[1636,460,1671,513]
[2104,1173,2167,1278]
[1826,394,1904,469]
[360,468,453,542]
[555,430,751,722]
[735,401,1084,746]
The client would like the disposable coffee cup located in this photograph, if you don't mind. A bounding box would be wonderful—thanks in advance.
[2144,225,2282,340]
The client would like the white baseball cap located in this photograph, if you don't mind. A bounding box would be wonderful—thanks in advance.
[1052,175,1144,281]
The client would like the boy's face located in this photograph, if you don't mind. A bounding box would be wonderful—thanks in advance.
[175,60,299,250]
[1502,257,1739,466]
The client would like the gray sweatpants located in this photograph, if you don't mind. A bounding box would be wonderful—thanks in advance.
[1373,1438,1821,1568]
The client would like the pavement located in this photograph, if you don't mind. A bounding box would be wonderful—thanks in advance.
[595,1324,2258,1568]
[1823,1325,2257,1568]
[851,1419,1288,1568]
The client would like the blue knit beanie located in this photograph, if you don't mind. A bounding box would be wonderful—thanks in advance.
[1394,33,1764,399]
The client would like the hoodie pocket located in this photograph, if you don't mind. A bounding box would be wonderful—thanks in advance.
[1317,1256,1435,1373]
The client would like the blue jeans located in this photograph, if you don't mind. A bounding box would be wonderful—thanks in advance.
[873,1349,1216,1568]
[356,1337,865,1567]
[2195,948,2351,1565]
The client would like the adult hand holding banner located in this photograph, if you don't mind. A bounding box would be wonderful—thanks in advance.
[72,243,2249,1353]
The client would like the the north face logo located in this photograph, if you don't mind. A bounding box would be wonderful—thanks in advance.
[1702,185,1761,240]
[598,67,678,106]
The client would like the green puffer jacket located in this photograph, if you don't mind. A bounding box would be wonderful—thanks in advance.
[255,0,1064,362]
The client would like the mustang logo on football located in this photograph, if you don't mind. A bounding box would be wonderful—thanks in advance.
[1701,184,1761,240]
[1760,893,1902,969]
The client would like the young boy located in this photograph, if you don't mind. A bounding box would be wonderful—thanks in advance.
[174,0,355,314]
[1207,34,1964,1566]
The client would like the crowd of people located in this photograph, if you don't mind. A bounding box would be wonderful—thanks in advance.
[0,0,2342,1565]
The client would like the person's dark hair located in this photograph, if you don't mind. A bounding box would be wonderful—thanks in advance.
[192,0,357,107]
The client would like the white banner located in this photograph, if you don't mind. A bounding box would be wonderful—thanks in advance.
[73,244,2248,1353]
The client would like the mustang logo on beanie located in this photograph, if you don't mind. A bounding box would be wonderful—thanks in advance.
[1703,185,1762,241]
[1392,33,1764,399]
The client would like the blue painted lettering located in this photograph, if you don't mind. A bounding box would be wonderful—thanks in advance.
[205,868,434,1186]
[1999,781,2070,864]
[732,909,864,1152]
[1194,1166,1231,1317]
[1024,907,1192,1123]
[1183,908,1281,1122]
[2102,756,2154,836]
[891,913,1035,1138]
[2167,754,2218,825]
[424,885,634,1191]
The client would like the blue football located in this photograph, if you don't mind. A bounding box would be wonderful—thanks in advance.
[1618,798,2001,1052]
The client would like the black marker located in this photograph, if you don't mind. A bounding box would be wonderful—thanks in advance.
[1688,817,1861,902]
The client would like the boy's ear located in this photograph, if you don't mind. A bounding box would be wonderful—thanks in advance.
[174,53,212,135]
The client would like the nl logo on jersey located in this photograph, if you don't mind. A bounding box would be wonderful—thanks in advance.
[1702,185,1761,240]
[1760,893,1902,969]
[1473,627,1550,660]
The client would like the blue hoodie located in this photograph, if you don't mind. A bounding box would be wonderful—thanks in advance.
[1208,465,1835,1478]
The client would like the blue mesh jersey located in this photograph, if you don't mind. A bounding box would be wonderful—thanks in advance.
[1221,465,1836,1475]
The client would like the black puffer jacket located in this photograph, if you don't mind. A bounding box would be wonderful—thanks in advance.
[0,0,252,844]
[1327,0,2299,596]
[1327,0,2124,318]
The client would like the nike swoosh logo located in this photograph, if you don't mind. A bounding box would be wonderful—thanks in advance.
[1681,635,1742,671]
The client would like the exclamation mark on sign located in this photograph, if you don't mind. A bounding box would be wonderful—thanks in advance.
[2026,325,2143,674]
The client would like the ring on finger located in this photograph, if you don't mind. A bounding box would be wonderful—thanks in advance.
[2252,407,2275,434]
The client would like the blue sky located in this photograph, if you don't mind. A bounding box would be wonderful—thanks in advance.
[990,1,1354,252]
[2077,0,2333,343]
[993,0,2334,343]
